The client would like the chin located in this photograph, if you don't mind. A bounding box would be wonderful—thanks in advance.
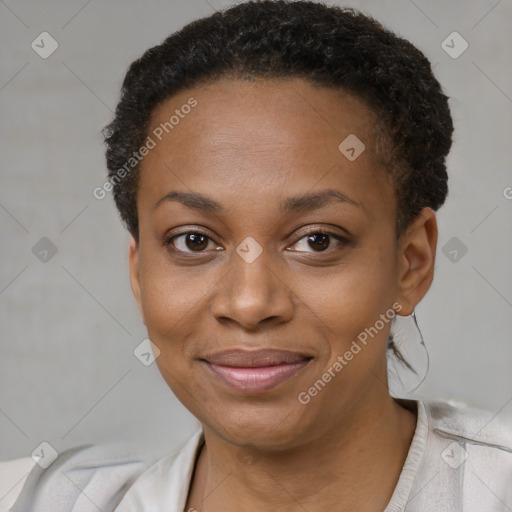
[203,401,315,451]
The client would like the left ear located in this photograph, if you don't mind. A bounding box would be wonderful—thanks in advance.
[395,207,438,316]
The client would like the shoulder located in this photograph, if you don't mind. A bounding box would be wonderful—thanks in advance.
[7,441,160,512]
[421,399,512,508]
[423,399,512,449]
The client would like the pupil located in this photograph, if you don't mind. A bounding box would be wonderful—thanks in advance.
[308,233,329,251]
[187,233,208,251]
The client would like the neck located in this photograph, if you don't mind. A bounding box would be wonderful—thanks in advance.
[186,394,417,512]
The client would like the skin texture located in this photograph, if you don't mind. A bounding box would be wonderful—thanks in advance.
[128,77,438,511]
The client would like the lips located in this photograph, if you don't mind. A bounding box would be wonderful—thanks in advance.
[204,348,312,367]
[201,349,313,394]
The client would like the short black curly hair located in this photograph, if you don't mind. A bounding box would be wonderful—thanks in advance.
[103,0,453,243]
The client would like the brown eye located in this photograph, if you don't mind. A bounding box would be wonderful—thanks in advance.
[306,233,330,252]
[166,231,214,253]
[289,230,347,253]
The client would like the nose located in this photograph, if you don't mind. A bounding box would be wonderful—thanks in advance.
[210,246,295,331]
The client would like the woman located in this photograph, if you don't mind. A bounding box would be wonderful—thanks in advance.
[10,1,512,510]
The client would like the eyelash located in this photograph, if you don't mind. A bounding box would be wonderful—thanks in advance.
[163,228,349,257]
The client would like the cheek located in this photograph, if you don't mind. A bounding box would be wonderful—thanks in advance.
[142,273,206,345]
[310,246,398,394]
[138,245,208,357]
[140,264,209,403]
[309,247,396,338]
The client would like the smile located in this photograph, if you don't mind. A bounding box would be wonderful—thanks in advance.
[201,349,313,394]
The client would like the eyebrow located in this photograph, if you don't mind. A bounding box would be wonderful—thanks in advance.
[153,188,362,214]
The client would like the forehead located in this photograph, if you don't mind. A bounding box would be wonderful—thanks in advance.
[148,76,377,156]
[138,77,393,219]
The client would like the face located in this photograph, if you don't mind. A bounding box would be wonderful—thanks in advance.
[129,77,436,450]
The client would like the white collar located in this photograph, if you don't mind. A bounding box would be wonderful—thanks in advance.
[114,401,429,511]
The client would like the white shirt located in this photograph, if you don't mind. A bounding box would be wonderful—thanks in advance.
[7,400,512,511]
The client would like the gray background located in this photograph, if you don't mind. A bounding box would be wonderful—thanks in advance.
[1,0,511,462]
